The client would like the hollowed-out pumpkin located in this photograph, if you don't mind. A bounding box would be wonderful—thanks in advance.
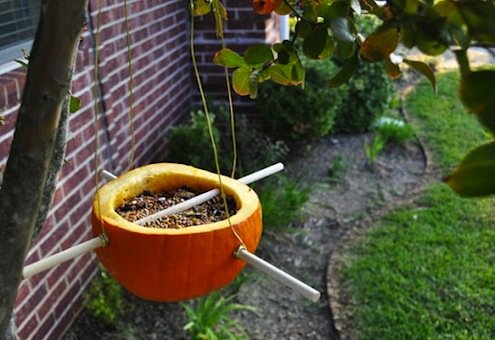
[92,163,262,302]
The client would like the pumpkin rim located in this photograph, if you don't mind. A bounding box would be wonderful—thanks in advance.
[93,163,260,235]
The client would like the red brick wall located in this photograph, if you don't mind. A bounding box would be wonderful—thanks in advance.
[0,1,272,339]
[1,1,192,338]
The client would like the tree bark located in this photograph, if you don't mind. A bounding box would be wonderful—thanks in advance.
[0,0,88,337]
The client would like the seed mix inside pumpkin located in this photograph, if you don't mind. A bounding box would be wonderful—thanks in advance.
[116,187,237,229]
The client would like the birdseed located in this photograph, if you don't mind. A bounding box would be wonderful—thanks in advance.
[116,187,237,229]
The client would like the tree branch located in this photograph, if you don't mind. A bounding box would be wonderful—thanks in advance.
[0,0,89,337]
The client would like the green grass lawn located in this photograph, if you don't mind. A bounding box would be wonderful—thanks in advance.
[341,72,495,339]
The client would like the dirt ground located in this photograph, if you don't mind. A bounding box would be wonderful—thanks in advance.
[64,131,427,339]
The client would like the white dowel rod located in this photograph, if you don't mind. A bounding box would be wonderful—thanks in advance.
[101,169,117,181]
[22,236,106,279]
[135,163,284,225]
[236,246,321,303]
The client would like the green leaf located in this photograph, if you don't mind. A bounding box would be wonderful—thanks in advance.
[303,26,328,59]
[213,48,247,68]
[232,68,251,96]
[277,49,290,64]
[456,1,495,45]
[249,71,259,99]
[445,142,495,197]
[15,59,29,68]
[459,70,495,134]
[330,17,354,42]
[192,0,212,16]
[69,95,81,113]
[291,62,305,84]
[360,27,399,62]
[319,37,335,60]
[296,20,312,38]
[403,59,436,93]
[335,40,355,59]
[329,50,358,87]
[267,64,302,86]
[244,44,274,65]
[416,28,449,56]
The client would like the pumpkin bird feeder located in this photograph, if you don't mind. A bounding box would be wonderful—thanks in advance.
[21,0,321,304]
[92,163,262,301]
[22,163,321,303]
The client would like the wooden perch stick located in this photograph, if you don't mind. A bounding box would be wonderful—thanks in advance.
[236,246,321,302]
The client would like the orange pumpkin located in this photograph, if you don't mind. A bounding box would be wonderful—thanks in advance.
[92,163,262,301]
[252,0,283,15]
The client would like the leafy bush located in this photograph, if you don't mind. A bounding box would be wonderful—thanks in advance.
[333,15,394,133]
[85,270,125,325]
[165,108,289,176]
[257,60,343,144]
[165,110,226,173]
[182,291,256,340]
[258,175,310,230]
[221,114,289,176]
[334,61,394,133]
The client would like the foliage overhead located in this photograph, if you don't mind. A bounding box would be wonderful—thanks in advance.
[192,0,495,197]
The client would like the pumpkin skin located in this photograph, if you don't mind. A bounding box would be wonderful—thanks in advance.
[92,163,262,302]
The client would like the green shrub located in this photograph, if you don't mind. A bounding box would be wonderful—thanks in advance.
[258,175,310,230]
[165,108,289,176]
[182,291,256,340]
[333,15,394,133]
[85,270,125,325]
[257,60,343,144]
[165,110,226,173]
[334,61,394,133]
[222,114,289,176]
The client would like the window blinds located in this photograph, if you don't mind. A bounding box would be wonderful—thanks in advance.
[0,0,40,64]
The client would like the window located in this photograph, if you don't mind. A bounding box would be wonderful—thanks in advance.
[0,0,40,65]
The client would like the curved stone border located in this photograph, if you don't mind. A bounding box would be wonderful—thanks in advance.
[326,87,434,339]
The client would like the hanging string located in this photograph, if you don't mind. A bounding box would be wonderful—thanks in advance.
[92,0,106,239]
[218,29,238,178]
[189,1,245,248]
[123,0,136,169]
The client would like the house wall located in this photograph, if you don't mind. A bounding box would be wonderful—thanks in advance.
[0,1,272,338]
[1,1,192,338]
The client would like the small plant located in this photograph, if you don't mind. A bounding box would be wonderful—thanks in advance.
[364,135,386,165]
[182,291,256,340]
[85,269,125,325]
[374,116,415,144]
[328,156,346,184]
[258,175,310,230]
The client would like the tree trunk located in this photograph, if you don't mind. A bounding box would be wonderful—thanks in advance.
[0,0,88,337]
